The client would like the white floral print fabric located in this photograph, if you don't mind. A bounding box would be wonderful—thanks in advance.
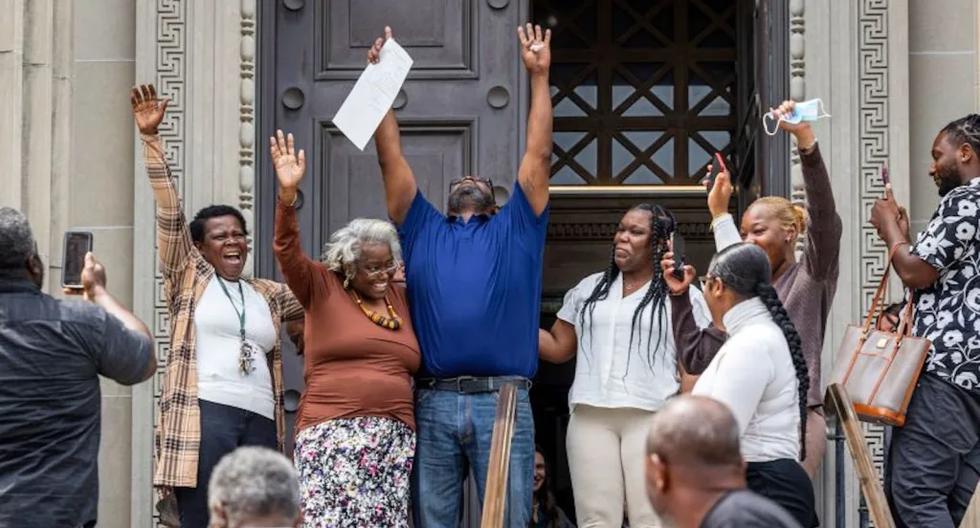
[294,416,415,527]
[911,177,980,392]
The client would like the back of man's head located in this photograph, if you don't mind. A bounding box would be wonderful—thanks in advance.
[0,207,35,272]
[207,446,301,528]
[646,395,746,523]
[647,395,742,467]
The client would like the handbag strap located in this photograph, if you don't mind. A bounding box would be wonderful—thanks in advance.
[859,243,909,336]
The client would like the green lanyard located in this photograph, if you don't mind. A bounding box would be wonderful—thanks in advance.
[216,276,246,336]
[216,276,255,374]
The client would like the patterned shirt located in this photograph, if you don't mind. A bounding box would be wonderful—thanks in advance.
[141,134,303,491]
[911,177,980,393]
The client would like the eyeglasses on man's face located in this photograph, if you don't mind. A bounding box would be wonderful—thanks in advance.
[448,176,494,192]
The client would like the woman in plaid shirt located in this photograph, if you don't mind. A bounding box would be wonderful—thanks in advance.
[131,84,304,528]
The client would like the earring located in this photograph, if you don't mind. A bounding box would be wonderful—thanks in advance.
[343,275,351,289]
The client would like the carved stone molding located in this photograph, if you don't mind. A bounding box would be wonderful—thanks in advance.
[858,0,890,482]
[240,0,256,277]
[547,220,712,241]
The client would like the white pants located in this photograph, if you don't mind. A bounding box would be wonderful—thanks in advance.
[566,404,661,527]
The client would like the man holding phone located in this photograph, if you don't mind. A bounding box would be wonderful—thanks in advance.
[0,207,156,527]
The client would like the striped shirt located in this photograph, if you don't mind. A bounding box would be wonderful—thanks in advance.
[141,134,303,492]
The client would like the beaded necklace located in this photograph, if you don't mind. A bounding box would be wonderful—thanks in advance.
[349,289,402,330]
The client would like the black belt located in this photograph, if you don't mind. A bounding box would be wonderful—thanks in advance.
[416,376,531,394]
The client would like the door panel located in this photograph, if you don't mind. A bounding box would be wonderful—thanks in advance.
[318,0,476,78]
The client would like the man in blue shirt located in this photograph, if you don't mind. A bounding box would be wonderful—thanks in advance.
[370,24,553,527]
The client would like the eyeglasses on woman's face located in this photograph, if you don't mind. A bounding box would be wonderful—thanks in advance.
[358,261,399,279]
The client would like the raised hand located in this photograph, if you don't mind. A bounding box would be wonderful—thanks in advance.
[870,184,909,244]
[270,129,306,204]
[130,84,169,135]
[661,250,696,296]
[368,26,393,64]
[517,23,551,76]
[770,100,817,148]
[65,252,107,301]
[706,154,734,219]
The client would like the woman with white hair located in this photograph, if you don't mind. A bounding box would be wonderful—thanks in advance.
[270,130,420,526]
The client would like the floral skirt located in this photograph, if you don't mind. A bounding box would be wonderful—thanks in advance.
[294,416,415,528]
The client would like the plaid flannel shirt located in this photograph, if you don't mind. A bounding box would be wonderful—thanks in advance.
[142,134,303,492]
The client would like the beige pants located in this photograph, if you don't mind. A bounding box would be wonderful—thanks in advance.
[567,404,661,527]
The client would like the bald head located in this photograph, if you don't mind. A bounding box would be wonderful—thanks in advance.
[647,395,742,467]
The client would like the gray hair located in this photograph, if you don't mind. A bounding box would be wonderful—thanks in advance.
[0,207,35,270]
[207,447,300,525]
[321,218,402,275]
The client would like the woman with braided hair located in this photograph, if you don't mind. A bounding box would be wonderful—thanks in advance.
[673,242,816,527]
[667,100,842,478]
[539,204,711,527]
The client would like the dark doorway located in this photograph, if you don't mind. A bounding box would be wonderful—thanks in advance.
[530,0,787,523]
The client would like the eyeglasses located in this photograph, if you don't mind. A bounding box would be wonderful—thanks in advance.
[698,275,715,289]
[449,176,494,191]
[359,262,399,278]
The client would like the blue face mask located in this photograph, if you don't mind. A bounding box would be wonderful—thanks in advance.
[763,98,830,136]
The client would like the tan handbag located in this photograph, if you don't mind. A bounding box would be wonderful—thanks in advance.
[828,249,931,427]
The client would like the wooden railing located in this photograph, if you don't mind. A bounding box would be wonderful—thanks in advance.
[480,383,518,528]
[827,383,980,528]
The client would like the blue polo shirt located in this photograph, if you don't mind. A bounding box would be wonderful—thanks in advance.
[398,182,548,378]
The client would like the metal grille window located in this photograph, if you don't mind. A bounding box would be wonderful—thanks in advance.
[535,0,738,185]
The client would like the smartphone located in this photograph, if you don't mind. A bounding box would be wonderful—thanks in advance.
[672,232,686,281]
[881,162,890,186]
[62,231,93,289]
[703,152,728,191]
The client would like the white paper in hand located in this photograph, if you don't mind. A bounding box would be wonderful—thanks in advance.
[332,39,413,151]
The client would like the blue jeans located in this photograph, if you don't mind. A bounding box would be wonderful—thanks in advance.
[411,387,535,528]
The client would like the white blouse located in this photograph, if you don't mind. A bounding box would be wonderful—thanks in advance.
[557,272,711,413]
[692,297,801,462]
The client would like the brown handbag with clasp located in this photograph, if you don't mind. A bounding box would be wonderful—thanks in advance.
[828,248,931,427]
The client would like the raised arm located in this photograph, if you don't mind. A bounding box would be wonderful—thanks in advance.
[369,27,418,224]
[517,24,553,216]
[770,101,842,279]
[871,186,940,290]
[131,84,192,278]
[661,252,726,374]
[271,130,319,308]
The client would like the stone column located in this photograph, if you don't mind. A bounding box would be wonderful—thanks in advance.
[805,0,910,524]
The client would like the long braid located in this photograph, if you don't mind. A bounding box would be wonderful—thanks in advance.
[624,205,675,378]
[709,242,810,462]
[755,281,809,462]
[578,247,619,364]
